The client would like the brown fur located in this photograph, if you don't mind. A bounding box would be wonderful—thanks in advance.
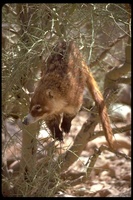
[23,41,114,149]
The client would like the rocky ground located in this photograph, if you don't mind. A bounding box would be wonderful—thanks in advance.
[55,111,131,197]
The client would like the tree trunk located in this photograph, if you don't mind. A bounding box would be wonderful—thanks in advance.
[20,122,40,181]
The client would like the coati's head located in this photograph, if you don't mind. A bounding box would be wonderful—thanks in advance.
[22,86,66,125]
[22,88,54,125]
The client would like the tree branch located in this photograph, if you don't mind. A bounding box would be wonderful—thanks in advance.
[89,123,131,141]
[59,111,131,172]
[116,77,131,84]
[60,113,98,172]
[104,36,131,106]
[89,34,128,68]
[20,122,40,181]
[63,144,131,187]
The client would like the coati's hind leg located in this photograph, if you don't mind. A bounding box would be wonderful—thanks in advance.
[45,115,63,141]
[61,114,76,134]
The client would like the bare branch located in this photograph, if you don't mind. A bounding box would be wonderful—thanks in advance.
[117,77,131,84]
[60,114,98,172]
[2,26,20,37]
[90,124,131,141]
[59,115,131,172]
[88,11,95,65]
[64,144,131,187]
[105,37,131,82]
[89,34,128,68]
[4,4,17,16]
[20,122,40,182]
[104,36,131,106]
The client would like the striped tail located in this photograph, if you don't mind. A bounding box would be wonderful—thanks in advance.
[83,61,114,150]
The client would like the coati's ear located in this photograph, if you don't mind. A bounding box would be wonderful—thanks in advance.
[46,89,54,98]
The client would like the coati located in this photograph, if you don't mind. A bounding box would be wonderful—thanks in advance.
[23,41,114,149]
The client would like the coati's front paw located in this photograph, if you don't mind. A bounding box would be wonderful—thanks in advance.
[61,120,71,134]
[52,129,63,141]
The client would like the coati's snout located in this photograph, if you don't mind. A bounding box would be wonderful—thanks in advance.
[22,116,29,125]
[22,113,41,125]
[22,103,51,125]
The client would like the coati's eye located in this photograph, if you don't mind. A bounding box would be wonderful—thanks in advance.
[33,105,42,112]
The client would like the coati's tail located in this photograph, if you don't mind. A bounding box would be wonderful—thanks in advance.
[82,61,114,150]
